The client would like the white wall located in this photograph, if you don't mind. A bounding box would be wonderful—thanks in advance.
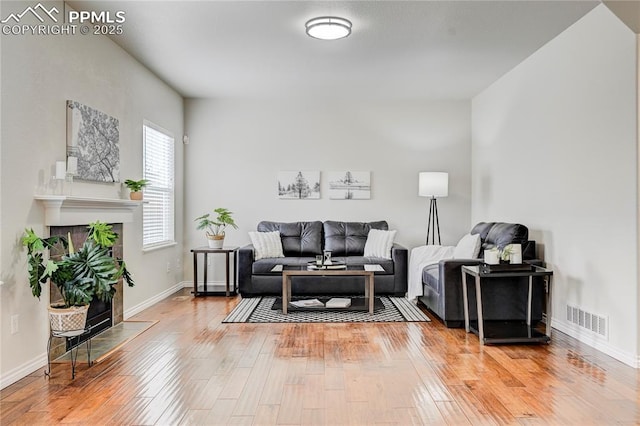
[184,98,472,281]
[637,34,640,365]
[0,3,184,386]
[472,5,638,365]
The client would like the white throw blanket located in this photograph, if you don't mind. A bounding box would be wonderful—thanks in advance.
[408,245,455,301]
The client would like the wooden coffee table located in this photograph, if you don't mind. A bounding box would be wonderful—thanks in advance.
[277,266,376,314]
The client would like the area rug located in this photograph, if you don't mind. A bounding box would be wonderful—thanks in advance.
[54,320,157,364]
[222,296,430,323]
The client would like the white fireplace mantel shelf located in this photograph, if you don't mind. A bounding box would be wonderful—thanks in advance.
[34,195,142,226]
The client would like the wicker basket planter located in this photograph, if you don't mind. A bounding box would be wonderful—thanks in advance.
[207,234,225,249]
[48,304,89,333]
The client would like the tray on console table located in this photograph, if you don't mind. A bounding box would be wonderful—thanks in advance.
[480,263,533,273]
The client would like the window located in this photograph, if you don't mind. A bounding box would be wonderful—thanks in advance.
[143,121,175,249]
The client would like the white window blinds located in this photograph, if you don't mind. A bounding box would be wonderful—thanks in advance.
[143,122,175,249]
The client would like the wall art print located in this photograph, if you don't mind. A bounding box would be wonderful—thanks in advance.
[66,100,120,182]
[278,171,320,199]
[328,171,371,199]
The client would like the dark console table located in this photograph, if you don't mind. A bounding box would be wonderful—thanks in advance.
[461,264,553,345]
[191,246,238,297]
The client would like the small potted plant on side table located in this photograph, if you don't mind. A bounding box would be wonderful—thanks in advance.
[124,179,149,200]
[195,208,238,249]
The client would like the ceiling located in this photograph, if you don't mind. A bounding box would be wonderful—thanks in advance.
[67,1,604,100]
[603,0,640,33]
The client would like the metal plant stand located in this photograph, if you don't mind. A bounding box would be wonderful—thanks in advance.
[45,326,92,379]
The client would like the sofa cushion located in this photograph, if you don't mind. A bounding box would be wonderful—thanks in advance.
[485,223,529,250]
[248,231,285,260]
[257,221,322,256]
[453,233,481,259]
[422,264,440,294]
[470,222,495,240]
[324,221,388,256]
[363,229,396,259]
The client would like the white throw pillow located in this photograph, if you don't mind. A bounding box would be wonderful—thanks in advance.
[363,229,397,259]
[248,231,285,260]
[453,233,481,259]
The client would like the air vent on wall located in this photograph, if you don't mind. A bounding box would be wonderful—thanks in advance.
[566,304,608,339]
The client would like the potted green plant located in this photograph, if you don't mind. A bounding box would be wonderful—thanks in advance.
[195,208,238,249]
[124,179,149,200]
[500,244,514,262]
[22,221,135,332]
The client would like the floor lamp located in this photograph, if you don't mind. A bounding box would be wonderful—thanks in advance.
[419,172,449,245]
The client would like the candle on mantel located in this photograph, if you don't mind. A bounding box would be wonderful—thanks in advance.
[55,161,66,180]
[67,156,78,175]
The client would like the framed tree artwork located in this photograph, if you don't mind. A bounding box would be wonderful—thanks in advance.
[66,100,120,183]
[328,171,371,199]
[277,171,320,199]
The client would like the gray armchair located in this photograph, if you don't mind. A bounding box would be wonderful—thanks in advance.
[418,222,544,328]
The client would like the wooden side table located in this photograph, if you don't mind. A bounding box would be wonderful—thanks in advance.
[461,264,553,345]
[191,246,239,297]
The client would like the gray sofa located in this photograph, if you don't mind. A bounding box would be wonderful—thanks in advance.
[238,220,408,297]
[418,222,544,328]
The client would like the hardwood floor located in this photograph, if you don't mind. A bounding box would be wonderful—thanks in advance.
[1,287,639,425]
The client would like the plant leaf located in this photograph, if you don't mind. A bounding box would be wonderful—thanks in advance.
[87,221,118,248]
[41,260,58,280]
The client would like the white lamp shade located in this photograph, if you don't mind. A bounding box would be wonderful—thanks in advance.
[419,172,449,198]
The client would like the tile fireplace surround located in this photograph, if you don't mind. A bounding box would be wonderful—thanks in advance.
[33,195,141,359]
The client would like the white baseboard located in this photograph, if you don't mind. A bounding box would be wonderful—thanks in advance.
[124,281,188,319]
[191,280,234,291]
[0,353,48,390]
[121,279,232,320]
[552,318,639,368]
[2,280,222,390]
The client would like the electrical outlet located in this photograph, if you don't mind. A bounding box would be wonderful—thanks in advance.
[166,262,171,273]
[10,315,19,334]
[176,258,181,269]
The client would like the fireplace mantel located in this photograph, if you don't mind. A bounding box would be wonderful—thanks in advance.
[34,195,142,226]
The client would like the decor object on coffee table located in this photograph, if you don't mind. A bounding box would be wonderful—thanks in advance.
[418,172,449,245]
[124,179,148,200]
[195,208,238,249]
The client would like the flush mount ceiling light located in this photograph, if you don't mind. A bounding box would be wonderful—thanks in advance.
[305,16,352,40]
